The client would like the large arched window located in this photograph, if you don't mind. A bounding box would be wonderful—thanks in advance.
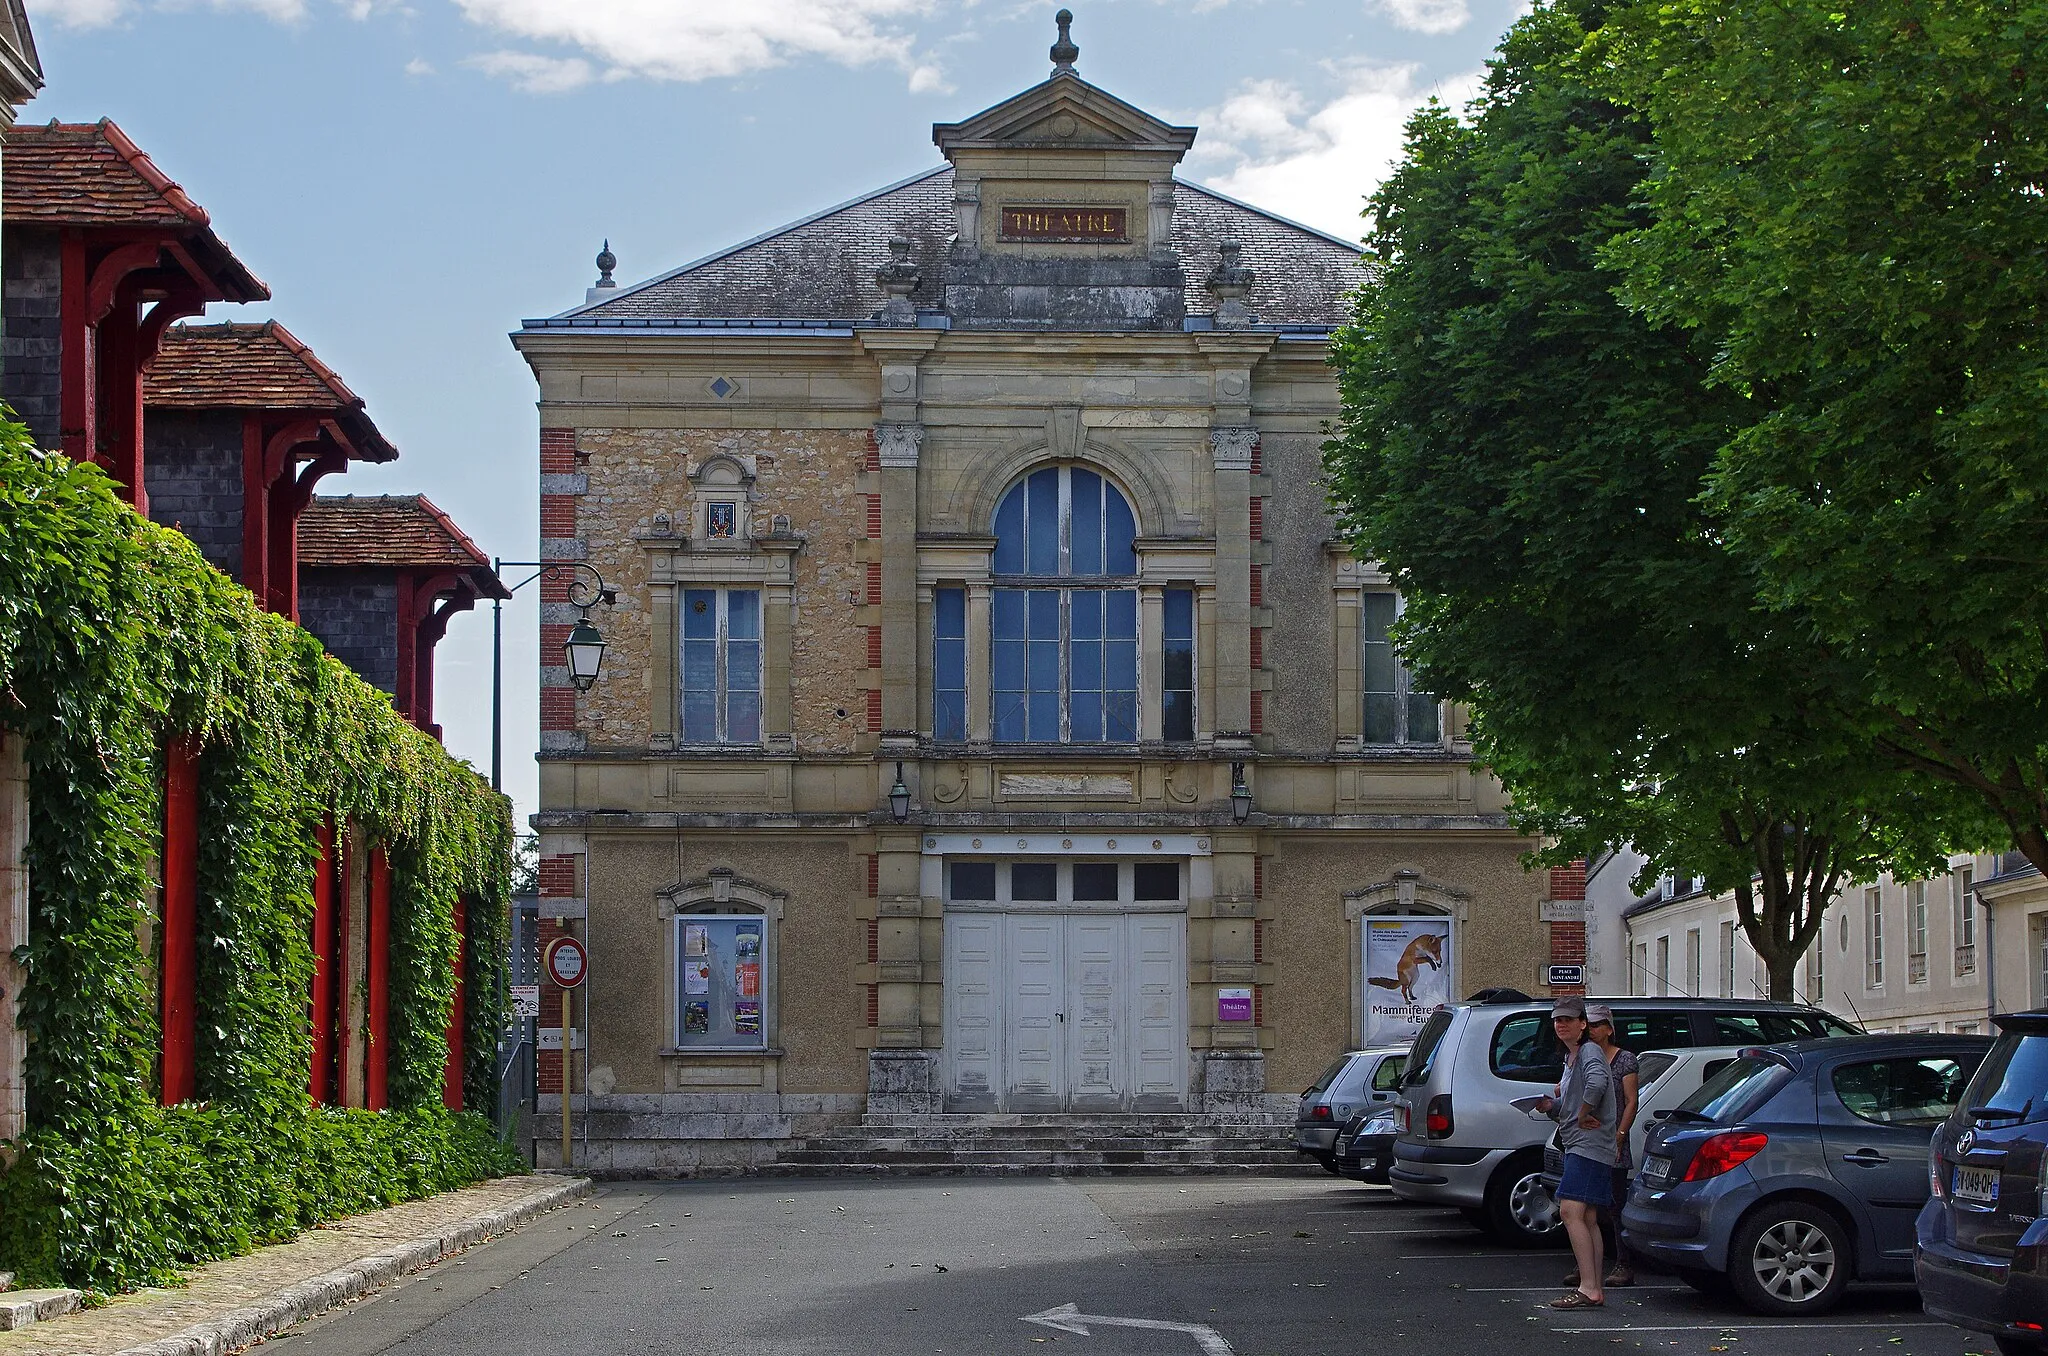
[991,466,1139,743]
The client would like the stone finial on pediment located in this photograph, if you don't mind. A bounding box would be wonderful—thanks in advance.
[1206,237,1256,328]
[874,236,921,325]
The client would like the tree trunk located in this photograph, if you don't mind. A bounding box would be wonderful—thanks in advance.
[1721,813,1845,1005]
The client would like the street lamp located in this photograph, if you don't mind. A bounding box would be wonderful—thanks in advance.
[490,560,615,791]
[1230,762,1253,824]
[889,762,912,823]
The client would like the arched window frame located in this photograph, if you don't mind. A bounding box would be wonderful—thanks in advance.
[660,869,785,1056]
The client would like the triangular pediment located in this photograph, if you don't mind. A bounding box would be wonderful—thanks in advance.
[933,73,1196,159]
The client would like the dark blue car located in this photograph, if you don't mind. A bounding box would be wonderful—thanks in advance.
[1622,1033,1989,1316]
[1916,1011,2048,1356]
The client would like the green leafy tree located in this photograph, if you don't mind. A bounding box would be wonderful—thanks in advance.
[1597,0,2048,872]
[1322,0,1993,999]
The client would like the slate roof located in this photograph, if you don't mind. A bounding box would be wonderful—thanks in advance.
[298,494,508,596]
[146,322,397,462]
[565,167,1366,328]
[2,120,268,301]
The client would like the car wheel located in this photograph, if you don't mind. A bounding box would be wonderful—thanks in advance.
[1727,1201,1851,1316]
[1484,1151,1564,1247]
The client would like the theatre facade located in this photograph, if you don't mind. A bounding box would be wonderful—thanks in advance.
[515,33,1565,1172]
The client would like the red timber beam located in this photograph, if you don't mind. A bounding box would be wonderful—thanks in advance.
[76,240,179,510]
[410,573,479,740]
[442,894,467,1110]
[160,734,202,1105]
[309,817,340,1103]
[365,845,391,1111]
[243,416,353,620]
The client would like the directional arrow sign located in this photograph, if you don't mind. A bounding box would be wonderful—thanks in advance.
[1021,1303,1234,1356]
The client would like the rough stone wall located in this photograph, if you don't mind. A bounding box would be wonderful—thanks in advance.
[575,427,871,753]
[2,227,62,450]
[144,410,247,578]
[1259,431,1339,755]
[299,569,399,694]
[583,832,868,1097]
[1260,836,1543,1092]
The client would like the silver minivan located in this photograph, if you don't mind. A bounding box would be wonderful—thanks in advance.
[1390,997,1859,1244]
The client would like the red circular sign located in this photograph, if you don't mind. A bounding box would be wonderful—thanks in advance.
[544,937,588,989]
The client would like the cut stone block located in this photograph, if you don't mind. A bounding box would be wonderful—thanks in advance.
[0,1288,81,1330]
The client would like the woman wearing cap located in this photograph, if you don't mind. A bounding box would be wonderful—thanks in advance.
[1535,996,1618,1309]
[1582,1003,1638,1288]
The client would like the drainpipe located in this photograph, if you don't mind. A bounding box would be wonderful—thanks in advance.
[1982,891,1997,1021]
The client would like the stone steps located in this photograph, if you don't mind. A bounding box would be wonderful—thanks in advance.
[767,1111,1313,1177]
[759,1159,1324,1178]
[0,1288,82,1332]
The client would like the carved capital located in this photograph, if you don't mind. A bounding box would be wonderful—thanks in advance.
[876,422,925,469]
[1210,425,1258,472]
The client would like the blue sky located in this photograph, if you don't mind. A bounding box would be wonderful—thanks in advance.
[23,0,1528,830]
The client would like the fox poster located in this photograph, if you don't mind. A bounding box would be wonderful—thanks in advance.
[1363,917,1453,1046]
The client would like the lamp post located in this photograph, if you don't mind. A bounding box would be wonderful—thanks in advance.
[490,560,616,792]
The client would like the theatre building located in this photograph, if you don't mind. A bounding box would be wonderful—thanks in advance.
[515,25,1560,1173]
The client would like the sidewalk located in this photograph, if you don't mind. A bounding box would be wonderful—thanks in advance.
[0,1173,590,1356]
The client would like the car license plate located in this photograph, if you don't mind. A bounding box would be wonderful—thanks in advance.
[1642,1154,1672,1186]
[1954,1165,1999,1203]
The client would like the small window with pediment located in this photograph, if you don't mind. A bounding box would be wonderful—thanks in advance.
[689,453,756,544]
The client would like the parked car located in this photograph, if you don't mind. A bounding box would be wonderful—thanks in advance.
[1390,997,1861,1245]
[1916,1010,2048,1355]
[1621,1033,1990,1315]
[1542,1044,1755,1191]
[1333,1106,1400,1183]
[1297,1047,1407,1172]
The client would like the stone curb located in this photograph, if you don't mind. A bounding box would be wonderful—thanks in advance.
[111,1175,592,1356]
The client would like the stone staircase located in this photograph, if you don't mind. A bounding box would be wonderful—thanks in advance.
[0,1269,83,1333]
[763,1112,1319,1177]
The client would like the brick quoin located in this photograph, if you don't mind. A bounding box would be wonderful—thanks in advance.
[1250,690,1264,735]
[539,428,578,474]
[539,496,577,536]
[866,561,882,605]
[1248,498,1264,541]
[537,855,578,899]
[540,688,577,731]
[1249,628,1263,669]
[1254,920,1265,964]
[1254,857,1263,898]
[864,430,881,473]
[865,855,879,897]
[865,984,879,1026]
[540,570,573,604]
[865,494,882,539]
[866,919,879,962]
[540,623,571,655]
[1249,565,1263,608]
[866,688,883,732]
[1549,862,1588,901]
[866,627,882,667]
[1249,439,1262,474]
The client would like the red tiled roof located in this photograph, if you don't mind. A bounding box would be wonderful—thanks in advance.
[2,119,269,301]
[146,322,397,462]
[298,494,509,597]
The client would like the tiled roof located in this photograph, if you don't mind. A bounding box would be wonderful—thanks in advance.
[565,167,1367,328]
[298,494,508,596]
[2,119,269,301]
[146,322,397,462]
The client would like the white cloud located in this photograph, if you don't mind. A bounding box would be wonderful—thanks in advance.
[451,0,944,89]
[1367,0,1471,35]
[1186,61,1485,240]
[29,0,307,25]
[464,48,593,93]
[404,56,435,75]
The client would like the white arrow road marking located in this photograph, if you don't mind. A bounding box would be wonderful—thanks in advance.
[1021,1303,1234,1356]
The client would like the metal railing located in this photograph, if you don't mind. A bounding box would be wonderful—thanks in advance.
[496,1031,535,1162]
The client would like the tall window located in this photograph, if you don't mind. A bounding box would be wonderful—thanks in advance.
[934,588,967,741]
[681,588,761,744]
[1655,935,1671,996]
[1721,920,1737,997]
[1867,886,1885,989]
[1162,588,1195,742]
[1633,942,1649,996]
[992,465,1139,743]
[1908,880,1929,984]
[1362,592,1440,744]
[1685,928,1703,996]
[1952,867,1977,976]
[1809,928,1826,1002]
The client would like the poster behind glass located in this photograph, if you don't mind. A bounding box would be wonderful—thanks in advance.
[674,915,767,1049]
[1361,916,1453,1047]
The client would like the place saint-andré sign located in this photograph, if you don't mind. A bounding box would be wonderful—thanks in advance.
[999,205,1128,243]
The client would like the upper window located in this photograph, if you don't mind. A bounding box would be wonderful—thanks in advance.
[1362,592,1441,744]
[681,588,761,744]
[993,465,1137,578]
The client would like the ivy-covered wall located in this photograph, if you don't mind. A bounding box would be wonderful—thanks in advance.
[0,420,519,1292]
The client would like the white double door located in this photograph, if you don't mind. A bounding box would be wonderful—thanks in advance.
[945,910,1187,1112]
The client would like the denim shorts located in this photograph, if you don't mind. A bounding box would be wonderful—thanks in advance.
[1557,1152,1614,1207]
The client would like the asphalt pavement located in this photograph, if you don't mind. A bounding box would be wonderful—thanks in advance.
[264,1176,1975,1356]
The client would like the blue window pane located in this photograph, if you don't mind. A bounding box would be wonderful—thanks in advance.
[1106,589,1137,638]
[1028,686,1061,742]
[682,639,716,742]
[1162,690,1193,742]
[1027,590,1060,639]
[1104,485,1137,575]
[1105,691,1138,743]
[1106,638,1137,692]
[993,589,1026,637]
[1070,691,1102,742]
[1071,589,1101,640]
[727,590,761,640]
[1070,639,1102,693]
[727,638,761,697]
[935,587,965,637]
[1365,693,1399,743]
[993,691,1028,742]
[1407,693,1442,743]
[1071,468,1103,575]
[934,691,966,742]
[726,691,761,744]
[935,637,965,690]
[1164,587,1193,640]
[993,486,1026,574]
[993,639,1027,690]
[683,589,716,638]
[1027,468,1060,575]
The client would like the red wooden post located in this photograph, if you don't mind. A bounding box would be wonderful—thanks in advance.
[309,818,337,1103]
[267,474,297,619]
[58,234,92,466]
[160,735,201,1105]
[99,289,146,512]
[240,416,270,608]
[365,846,391,1111]
[393,574,419,722]
[442,894,467,1110]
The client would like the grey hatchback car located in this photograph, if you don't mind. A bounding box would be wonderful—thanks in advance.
[1622,1033,1990,1316]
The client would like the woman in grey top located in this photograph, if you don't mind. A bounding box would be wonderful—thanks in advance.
[1535,996,1617,1308]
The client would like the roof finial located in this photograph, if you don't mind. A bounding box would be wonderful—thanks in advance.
[1050,8,1078,76]
[594,239,617,290]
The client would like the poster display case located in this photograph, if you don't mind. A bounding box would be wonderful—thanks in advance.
[673,914,768,1050]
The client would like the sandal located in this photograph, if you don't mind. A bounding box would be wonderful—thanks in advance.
[1548,1292,1605,1310]
[1561,1271,1581,1287]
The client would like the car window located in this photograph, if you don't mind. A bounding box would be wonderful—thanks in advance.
[1680,1054,1788,1123]
[1372,1055,1407,1092]
[1612,1011,1694,1054]
[1491,1013,1563,1084]
[1637,1051,1680,1087]
[1403,1010,1455,1086]
[1331,1057,1374,1098]
[1965,1032,2048,1124]
[1305,1057,1351,1099]
[1833,1055,1983,1127]
[1712,1011,1858,1044]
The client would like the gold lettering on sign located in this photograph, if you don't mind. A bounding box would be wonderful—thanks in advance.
[998,206,1128,242]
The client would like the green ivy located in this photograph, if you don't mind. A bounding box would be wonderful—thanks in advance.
[0,416,520,1293]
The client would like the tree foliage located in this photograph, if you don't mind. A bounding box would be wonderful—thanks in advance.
[1322,0,1994,999]
[1597,0,2048,871]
